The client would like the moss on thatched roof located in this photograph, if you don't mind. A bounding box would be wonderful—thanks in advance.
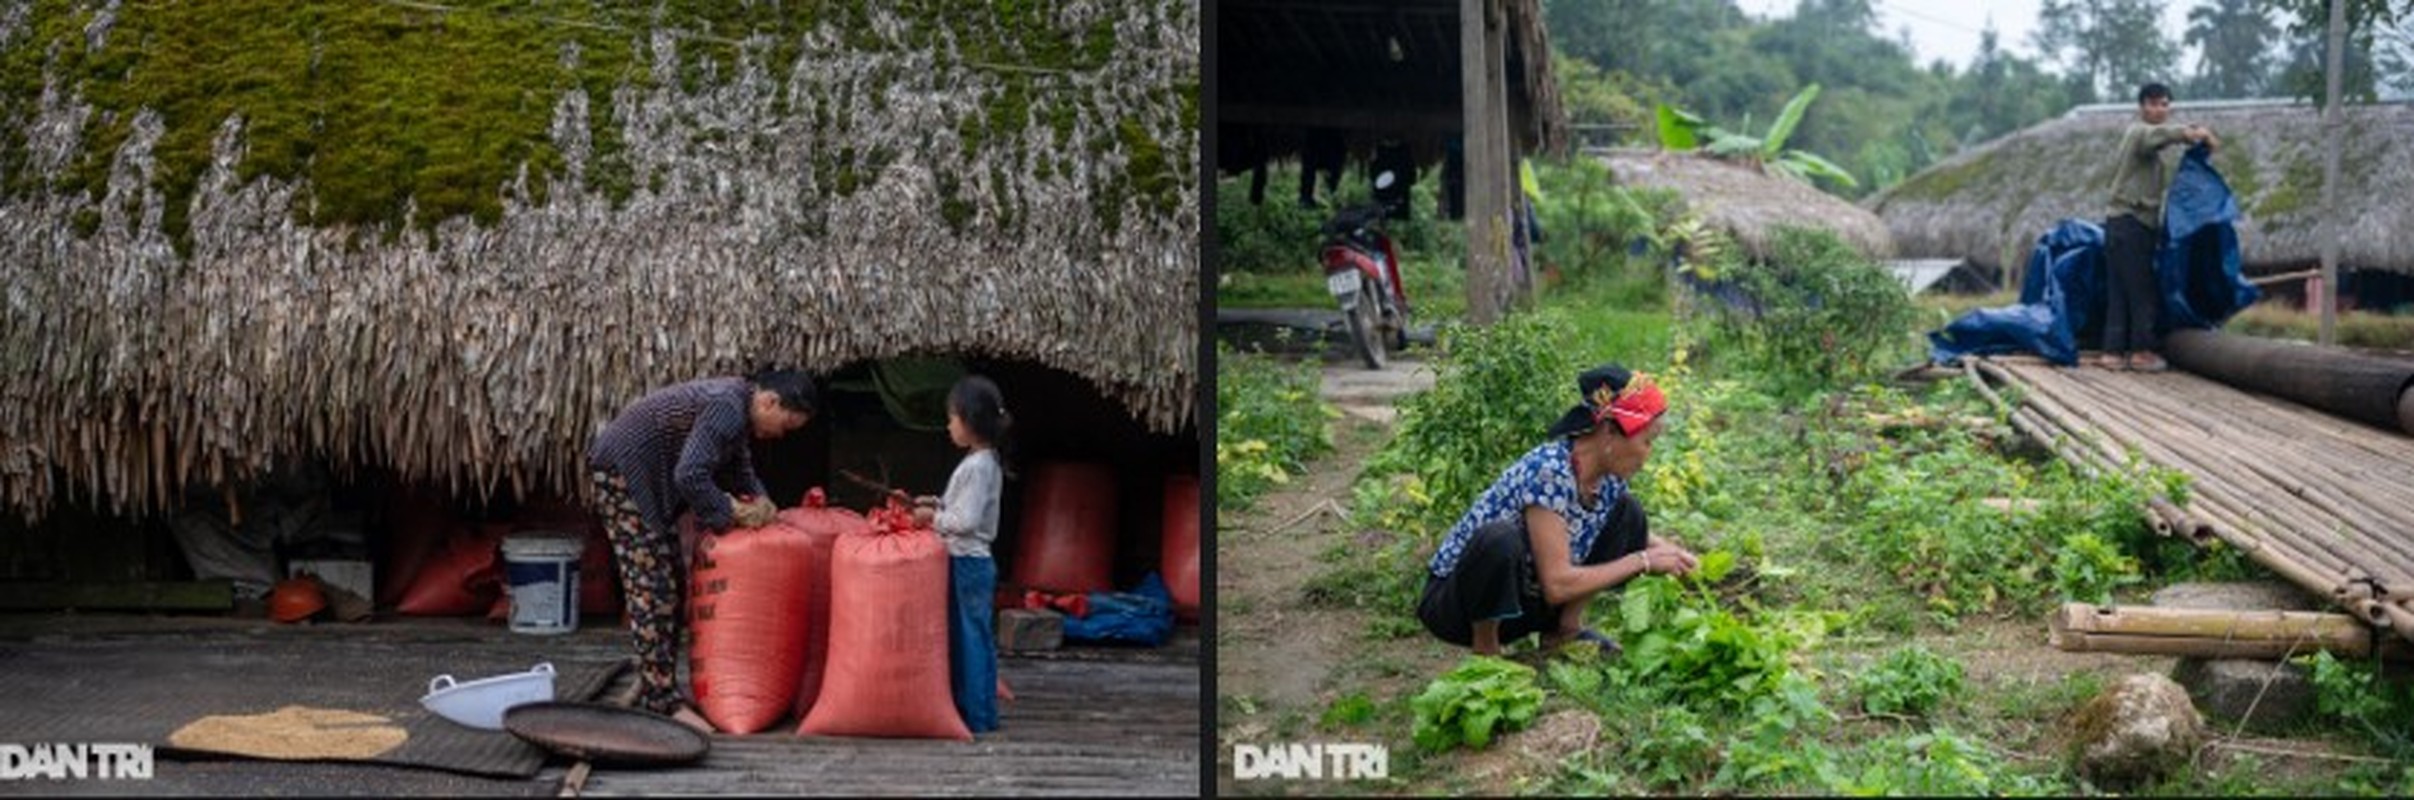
[1870,102,2414,275]
[1596,148,1895,261]
[0,0,1197,519]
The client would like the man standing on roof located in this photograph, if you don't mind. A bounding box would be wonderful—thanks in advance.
[1415,364,1700,658]
[2100,81,2218,373]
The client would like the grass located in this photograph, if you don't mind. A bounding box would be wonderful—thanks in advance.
[1217,252,1469,323]
[2227,300,2414,352]
[1265,269,2407,796]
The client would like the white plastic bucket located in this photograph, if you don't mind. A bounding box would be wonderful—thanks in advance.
[502,534,583,635]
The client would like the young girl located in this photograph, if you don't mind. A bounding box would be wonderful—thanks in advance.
[916,375,1008,734]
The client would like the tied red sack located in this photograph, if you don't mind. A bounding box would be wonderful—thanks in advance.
[687,513,816,734]
[774,487,869,720]
[798,495,970,741]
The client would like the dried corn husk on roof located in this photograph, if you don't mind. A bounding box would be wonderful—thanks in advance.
[1596,148,1895,261]
[0,0,1198,520]
[1869,101,2414,275]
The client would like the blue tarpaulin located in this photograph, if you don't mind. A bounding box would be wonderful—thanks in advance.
[1061,572,1177,647]
[1929,145,2259,365]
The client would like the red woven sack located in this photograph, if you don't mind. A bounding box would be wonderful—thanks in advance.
[379,488,452,606]
[1161,475,1200,622]
[1011,461,1117,594]
[774,487,870,720]
[688,519,815,734]
[396,524,502,616]
[797,495,970,741]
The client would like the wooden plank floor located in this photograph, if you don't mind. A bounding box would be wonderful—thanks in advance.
[573,656,1201,796]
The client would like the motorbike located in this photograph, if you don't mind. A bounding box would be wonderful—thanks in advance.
[1320,171,1411,369]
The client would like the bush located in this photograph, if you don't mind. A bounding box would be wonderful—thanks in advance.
[1215,162,1458,275]
[1853,645,1965,717]
[1215,345,1334,510]
[1214,169,1325,275]
[1837,440,2158,621]
[2299,651,2414,759]
[1410,655,1546,752]
[1689,226,1918,397]
[2051,531,2143,605]
[1360,310,1579,539]
[1607,552,1833,710]
[1531,159,1678,286]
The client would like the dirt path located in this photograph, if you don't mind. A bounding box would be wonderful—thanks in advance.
[1215,357,1452,794]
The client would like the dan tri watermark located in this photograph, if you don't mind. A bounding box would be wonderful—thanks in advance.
[0,744,154,781]
[1231,742,1389,781]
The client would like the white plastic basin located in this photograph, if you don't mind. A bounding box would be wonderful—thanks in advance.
[420,662,556,730]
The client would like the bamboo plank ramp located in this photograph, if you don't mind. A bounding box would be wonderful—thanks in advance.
[1967,355,2414,644]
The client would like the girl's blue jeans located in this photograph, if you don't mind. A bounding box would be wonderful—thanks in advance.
[948,555,1000,733]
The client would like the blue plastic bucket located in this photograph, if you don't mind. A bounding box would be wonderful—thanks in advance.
[502,534,584,635]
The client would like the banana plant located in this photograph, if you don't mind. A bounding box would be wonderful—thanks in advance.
[1653,84,1859,190]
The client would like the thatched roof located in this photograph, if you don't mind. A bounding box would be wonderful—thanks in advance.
[0,1,1197,519]
[1870,101,2414,276]
[1595,148,1896,261]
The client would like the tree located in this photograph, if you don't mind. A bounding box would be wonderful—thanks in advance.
[2182,0,2281,98]
[2381,13,2414,98]
[2032,0,2182,102]
[2275,26,2383,101]
[1655,84,1860,189]
[1553,52,1671,146]
[2263,0,2414,101]
[1945,24,2079,145]
[1544,0,1750,86]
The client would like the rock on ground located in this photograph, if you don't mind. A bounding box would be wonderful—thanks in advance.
[2072,672,2207,789]
[2150,581,2325,612]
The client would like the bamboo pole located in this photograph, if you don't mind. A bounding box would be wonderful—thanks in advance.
[2053,602,2389,646]
[2068,363,2414,510]
[2050,628,2413,663]
[1975,360,2392,611]
[2030,365,2414,578]
[1977,365,2371,601]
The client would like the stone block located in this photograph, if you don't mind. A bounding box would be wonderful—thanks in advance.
[2153,580,2324,733]
[999,607,1064,652]
[2169,656,2314,733]
[2150,581,2324,613]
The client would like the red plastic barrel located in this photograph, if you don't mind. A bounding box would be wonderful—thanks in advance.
[1010,462,1117,594]
[1161,475,1200,622]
